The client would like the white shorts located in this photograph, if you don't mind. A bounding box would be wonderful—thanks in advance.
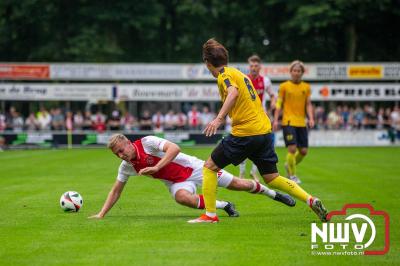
[165,168,234,198]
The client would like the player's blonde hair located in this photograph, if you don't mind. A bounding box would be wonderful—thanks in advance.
[289,60,305,73]
[107,134,128,149]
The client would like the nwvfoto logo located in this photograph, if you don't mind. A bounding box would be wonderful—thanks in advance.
[311,204,390,256]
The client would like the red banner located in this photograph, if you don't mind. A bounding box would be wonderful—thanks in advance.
[0,64,50,79]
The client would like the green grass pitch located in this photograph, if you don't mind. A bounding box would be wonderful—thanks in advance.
[0,146,398,265]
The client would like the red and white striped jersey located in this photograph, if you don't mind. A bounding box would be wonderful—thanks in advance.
[247,74,274,111]
[117,136,204,183]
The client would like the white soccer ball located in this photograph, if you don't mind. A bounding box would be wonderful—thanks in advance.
[60,191,83,212]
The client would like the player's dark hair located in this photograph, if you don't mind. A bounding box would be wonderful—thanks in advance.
[202,38,228,67]
[248,54,261,64]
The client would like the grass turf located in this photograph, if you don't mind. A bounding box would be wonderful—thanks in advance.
[0,146,399,265]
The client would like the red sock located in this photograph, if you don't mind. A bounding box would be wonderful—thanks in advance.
[197,194,205,209]
[250,181,262,193]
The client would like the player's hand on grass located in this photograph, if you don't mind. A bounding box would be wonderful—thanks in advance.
[203,117,223,137]
[139,166,160,176]
[88,213,104,219]
[272,120,279,131]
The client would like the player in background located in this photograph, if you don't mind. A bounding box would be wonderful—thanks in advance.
[239,55,276,182]
[191,39,328,223]
[88,134,295,219]
[273,60,314,184]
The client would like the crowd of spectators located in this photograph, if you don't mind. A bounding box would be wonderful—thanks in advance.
[1,104,399,134]
[314,104,400,131]
[0,105,217,133]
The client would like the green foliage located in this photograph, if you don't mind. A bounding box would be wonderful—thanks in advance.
[0,0,399,62]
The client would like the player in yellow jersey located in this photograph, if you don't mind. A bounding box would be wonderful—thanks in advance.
[273,60,314,184]
[188,39,328,223]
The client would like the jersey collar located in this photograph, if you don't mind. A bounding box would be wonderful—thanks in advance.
[130,141,140,163]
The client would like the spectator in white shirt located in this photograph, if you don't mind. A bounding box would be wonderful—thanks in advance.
[188,105,201,130]
[175,111,187,130]
[200,106,215,130]
[152,111,165,132]
[164,110,176,130]
[37,107,52,130]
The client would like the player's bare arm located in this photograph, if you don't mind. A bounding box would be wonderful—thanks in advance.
[267,88,276,111]
[306,97,314,128]
[89,180,126,219]
[204,86,238,137]
[138,141,180,175]
[273,101,281,131]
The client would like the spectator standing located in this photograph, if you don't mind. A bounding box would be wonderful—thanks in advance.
[11,110,24,132]
[200,106,215,130]
[314,106,326,130]
[92,110,107,132]
[120,112,137,132]
[74,111,84,130]
[108,110,121,131]
[51,108,65,130]
[139,110,152,131]
[82,111,93,130]
[0,112,6,131]
[152,111,165,132]
[188,105,201,130]
[391,106,400,141]
[164,110,176,130]
[37,107,52,130]
[25,113,39,131]
[65,111,74,131]
[341,105,350,129]
[175,111,187,130]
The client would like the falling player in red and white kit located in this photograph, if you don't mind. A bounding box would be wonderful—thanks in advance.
[239,55,276,182]
[89,134,295,219]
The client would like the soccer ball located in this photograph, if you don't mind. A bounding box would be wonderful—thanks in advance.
[60,191,83,212]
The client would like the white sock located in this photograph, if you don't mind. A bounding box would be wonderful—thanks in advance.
[250,180,276,199]
[239,160,246,176]
[250,163,258,175]
[261,185,277,199]
[206,212,217,217]
[216,200,228,209]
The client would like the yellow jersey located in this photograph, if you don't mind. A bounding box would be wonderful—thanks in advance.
[278,80,311,127]
[217,66,271,137]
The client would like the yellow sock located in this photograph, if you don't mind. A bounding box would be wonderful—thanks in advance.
[286,152,296,175]
[268,175,311,203]
[202,167,218,214]
[295,150,304,165]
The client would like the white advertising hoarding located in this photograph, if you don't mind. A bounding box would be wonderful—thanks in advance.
[1,83,399,101]
[0,83,112,101]
[1,63,399,81]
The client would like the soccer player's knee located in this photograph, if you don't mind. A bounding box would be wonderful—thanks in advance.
[263,173,279,183]
[288,145,297,154]
[300,148,308,156]
[204,158,219,171]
